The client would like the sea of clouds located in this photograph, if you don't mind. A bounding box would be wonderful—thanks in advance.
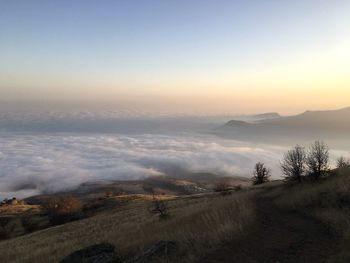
[0,133,286,199]
[0,110,347,199]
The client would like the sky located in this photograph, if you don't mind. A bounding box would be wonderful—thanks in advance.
[1,0,350,114]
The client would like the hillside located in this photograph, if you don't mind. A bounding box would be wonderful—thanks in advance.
[25,174,250,203]
[1,168,350,262]
[0,190,256,263]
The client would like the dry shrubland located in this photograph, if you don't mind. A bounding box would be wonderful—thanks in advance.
[41,195,83,225]
[276,166,350,262]
[214,179,231,195]
[41,195,82,214]
[0,191,256,263]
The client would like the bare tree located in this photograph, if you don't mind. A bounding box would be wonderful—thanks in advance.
[307,141,329,180]
[336,156,350,169]
[214,179,231,195]
[252,162,271,185]
[150,198,169,220]
[281,145,306,183]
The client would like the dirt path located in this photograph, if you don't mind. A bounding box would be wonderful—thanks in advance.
[201,193,338,263]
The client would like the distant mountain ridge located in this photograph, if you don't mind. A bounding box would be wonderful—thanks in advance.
[261,107,350,129]
[252,112,281,120]
[218,107,350,146]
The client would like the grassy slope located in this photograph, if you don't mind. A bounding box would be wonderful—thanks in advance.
[201,188,337,263]
[2,168,350,263]
[0,191,256,263]
[276,166,350,262]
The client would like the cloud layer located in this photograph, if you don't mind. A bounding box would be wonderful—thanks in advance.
[0,133,286,198]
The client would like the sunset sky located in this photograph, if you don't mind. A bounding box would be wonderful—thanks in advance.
[1,0,349,114]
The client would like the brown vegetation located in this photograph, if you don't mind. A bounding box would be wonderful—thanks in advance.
[281,144,307,182]
[0,191,256,263]
[149,198,169,220]
[214,179,231,195]
[281,141,330,182]
[0,198,26,206]
[306,140,330,180]
[0,199,44,241]
[276,166,350,262]
[336,156,350,169]
[202,185,337,263]
[252,162,271,185]
[41,195,83,225]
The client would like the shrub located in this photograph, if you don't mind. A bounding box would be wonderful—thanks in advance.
[306,141,330,180]
[41,195,83,225]
[252,162,271,185]
[214,180,231,195]
[149,198,169,220]
[337,156,350,169]
[281,145,307,183]
[104,188,125,198]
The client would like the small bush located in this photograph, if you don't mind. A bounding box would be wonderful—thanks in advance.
[306,141,330,180]
[41,195,83,225]
[281,145,307,183]
[252,162,271,185]
[214,180,231,196]
[337,156,350,169]
[150,198,169,220]
[105,188,125,198]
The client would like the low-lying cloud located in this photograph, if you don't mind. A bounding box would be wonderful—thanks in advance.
[0,133,288,198]
[1,110,349,199]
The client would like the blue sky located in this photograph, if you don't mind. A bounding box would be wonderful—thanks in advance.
[0,0,349,113]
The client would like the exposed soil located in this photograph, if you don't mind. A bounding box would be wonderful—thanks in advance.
[201,192,339,263]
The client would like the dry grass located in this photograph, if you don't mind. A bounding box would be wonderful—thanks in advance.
[0,205,41,216]
[0,191,256,263]
[276,166,350,262]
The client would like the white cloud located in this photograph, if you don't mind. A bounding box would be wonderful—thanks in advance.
[0,133,286,199]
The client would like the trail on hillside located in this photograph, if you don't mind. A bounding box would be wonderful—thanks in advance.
[201,193,338,263]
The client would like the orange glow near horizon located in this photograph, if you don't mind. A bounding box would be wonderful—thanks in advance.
[1,1,349,115]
